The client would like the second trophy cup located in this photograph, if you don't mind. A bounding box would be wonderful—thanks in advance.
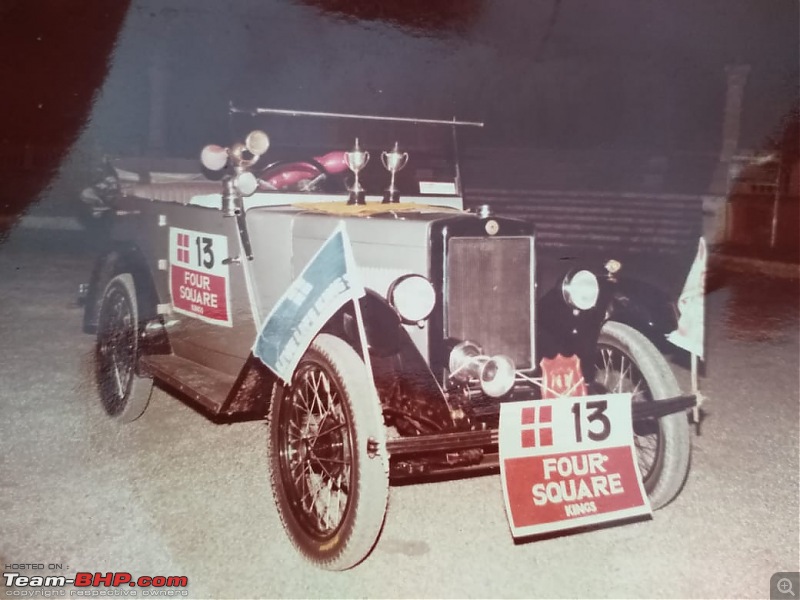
[381,142,409,204]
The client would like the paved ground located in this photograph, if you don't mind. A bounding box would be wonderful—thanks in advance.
[0,227,798,599]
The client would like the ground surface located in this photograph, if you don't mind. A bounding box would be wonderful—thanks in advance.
[1,227,798,599]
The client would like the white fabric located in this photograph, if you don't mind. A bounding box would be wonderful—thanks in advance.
[667,238,707,359]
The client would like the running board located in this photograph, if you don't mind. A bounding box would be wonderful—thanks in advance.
[139,354,236,415]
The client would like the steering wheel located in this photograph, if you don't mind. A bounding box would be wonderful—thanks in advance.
[258,159,329,192]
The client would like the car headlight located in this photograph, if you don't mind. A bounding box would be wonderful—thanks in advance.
[388,274,436,324]
[562,269,600,310]
[234,171,258,196]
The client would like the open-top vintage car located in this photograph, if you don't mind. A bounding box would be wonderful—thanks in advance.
[82,108,696,570]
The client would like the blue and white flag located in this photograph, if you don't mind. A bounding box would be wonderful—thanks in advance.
[253,224,364,381]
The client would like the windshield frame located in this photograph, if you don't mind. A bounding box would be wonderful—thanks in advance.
[228,104,484,198]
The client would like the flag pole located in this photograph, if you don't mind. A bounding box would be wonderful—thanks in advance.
[351,295,386,455]
[342,224,377,382]
[691,352,702,431]
[352,296,375,383]
[666,236,707,433]
[341,224,386,455]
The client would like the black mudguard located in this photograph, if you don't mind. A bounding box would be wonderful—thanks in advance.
[605,276,678,352]
[82,242,161,335]
[323,290,456,432]
[536,283,608,380]
[536,274,677,380]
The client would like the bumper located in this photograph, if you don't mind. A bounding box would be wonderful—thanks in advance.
[386,393,696,479]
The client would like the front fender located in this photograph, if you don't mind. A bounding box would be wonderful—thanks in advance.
[605,277,678,352]
[241,290,453,428]
[537,275,678,378]
[325,290,456,432]
[536,283,608,376]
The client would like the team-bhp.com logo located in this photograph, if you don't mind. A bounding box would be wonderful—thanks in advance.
[4,571,188,596]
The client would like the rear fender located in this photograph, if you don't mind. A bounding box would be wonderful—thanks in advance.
[83,243,161,335]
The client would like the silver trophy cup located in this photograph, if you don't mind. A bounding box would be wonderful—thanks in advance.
[381,142,409,203]
[344,138,369,205]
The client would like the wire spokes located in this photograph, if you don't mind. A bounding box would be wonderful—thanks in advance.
[595,343,661,484]
[279,361,353,539]
[97,288,137,412]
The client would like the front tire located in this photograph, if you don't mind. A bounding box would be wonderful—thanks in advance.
[268,334,389,570]
[95,273,153,422]
[594,321,691,510]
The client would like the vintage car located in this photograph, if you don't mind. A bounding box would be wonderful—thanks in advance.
[82,108,696,570]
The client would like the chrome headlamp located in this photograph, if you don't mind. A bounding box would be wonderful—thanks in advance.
[388,274,436,324]
[562,269,600,311]
[233,171,258,196]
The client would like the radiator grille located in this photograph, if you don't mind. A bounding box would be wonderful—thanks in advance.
[445,237,534,369]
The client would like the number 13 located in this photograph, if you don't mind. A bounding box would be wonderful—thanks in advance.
[195,236,214,269]
[571,400,611,442]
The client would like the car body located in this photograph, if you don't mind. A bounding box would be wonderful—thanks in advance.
[83,108,696,570]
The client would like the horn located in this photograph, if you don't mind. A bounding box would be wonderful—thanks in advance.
[448,341,483,381]
[448,341,516,398]
[478,354,516,398]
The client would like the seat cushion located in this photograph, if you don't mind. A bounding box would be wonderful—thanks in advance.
[127,181,221,206]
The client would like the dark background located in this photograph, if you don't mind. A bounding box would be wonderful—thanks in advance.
[0,0,797,215]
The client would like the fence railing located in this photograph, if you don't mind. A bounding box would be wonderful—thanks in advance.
[464,188,703,253]
[462,187,705,295]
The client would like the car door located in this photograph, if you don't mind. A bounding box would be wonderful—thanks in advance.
[159,203,259,378]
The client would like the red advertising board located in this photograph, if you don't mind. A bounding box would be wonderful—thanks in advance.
[499,393,651,538]
[169,228,232,327]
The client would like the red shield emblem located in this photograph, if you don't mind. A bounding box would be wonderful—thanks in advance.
[539,354,587,399]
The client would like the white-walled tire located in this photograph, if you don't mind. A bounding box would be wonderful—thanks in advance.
[595,321,691,510]
[95,274,153,422]
[268,334,389,570]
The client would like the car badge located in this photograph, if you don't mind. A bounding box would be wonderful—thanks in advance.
[539,354,587,399]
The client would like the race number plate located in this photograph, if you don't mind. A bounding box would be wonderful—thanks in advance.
[499,393,651,538]
[169,228,232,327]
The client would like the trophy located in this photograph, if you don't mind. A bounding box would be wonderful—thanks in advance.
[381,142,409,203]
[344,138,369,205]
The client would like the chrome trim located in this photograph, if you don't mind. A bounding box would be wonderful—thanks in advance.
[178,192,465,212]
[230,104,484,128]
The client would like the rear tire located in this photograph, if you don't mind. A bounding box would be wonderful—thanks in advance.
[95,274,153,422]
[268,333,389,570]
[595,321,691,510]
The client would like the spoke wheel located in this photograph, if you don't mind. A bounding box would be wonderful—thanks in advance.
[95,274,153,422]
[594,321,691,509]
[269,334,388,570]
